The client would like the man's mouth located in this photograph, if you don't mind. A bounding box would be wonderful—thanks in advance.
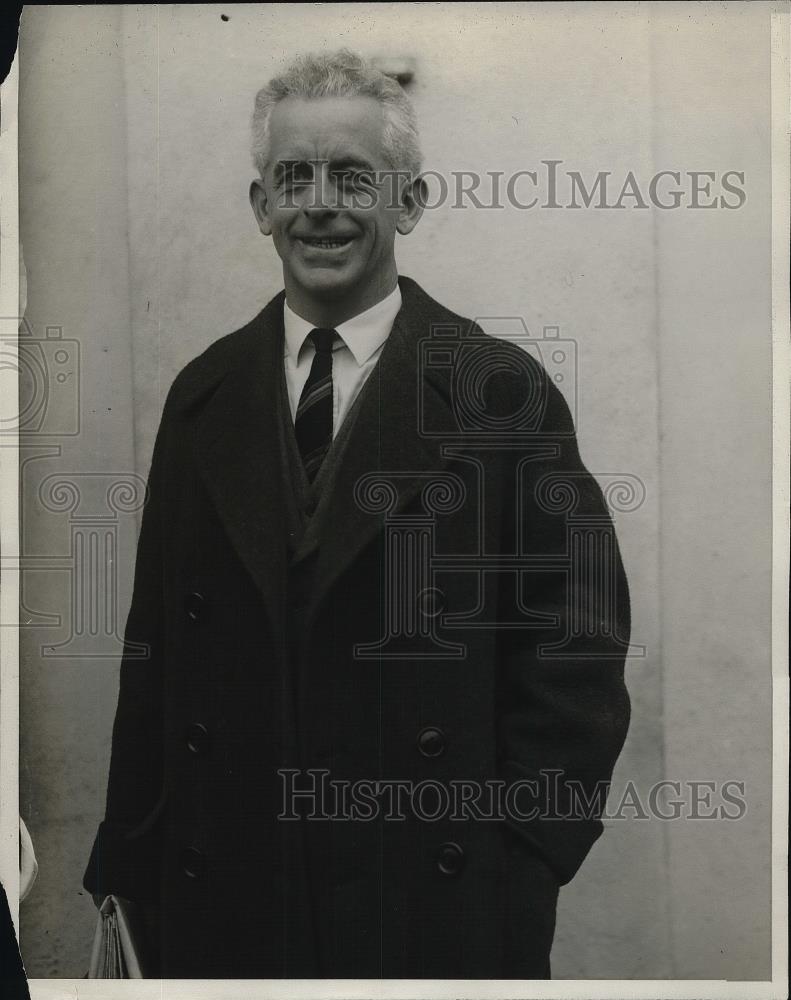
[300,237,354,250]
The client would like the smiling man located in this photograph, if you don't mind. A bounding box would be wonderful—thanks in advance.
[84,49,631,980]
[249,91,421,325]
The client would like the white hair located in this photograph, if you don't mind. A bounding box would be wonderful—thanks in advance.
[251,49,422,178]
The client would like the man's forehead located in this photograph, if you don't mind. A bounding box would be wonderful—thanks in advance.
[267,95,387,158]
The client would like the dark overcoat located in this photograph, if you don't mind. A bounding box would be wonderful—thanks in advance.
[84,275,631,979]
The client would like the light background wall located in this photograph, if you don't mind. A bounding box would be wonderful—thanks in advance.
[16,2,773,981]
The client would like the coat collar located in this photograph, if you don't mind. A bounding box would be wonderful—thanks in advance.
[189,275,460,634]
[283,282,402,368]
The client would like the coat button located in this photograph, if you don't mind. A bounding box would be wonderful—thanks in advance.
[436,841,465,876]
[185,723,210,756]
[417,726,446,758]
[184,592,206,622]
[179,847,207,879]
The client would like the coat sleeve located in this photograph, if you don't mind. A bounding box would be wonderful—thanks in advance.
[83,379,179,904]
[496,353,632,886]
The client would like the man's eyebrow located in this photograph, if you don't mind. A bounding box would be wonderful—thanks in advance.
[328,156,376,173]
[271,156,378,186]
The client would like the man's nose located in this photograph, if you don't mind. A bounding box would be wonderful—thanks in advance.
[303,163,341,216]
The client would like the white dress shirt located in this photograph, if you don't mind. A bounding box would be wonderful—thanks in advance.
[283,284,402,438]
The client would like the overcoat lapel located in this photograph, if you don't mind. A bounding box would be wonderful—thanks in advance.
[190,277,459,635]
[193,293,288,637]
[307,279,457,624]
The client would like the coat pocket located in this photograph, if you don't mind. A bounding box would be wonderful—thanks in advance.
[83,787,169,904]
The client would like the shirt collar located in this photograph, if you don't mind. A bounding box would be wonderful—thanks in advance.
[283,283,402,367]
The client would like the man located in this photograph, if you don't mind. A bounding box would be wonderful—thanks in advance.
[84,49,631,979]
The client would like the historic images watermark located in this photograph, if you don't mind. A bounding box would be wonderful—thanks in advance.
[270,159,747,212]
[278,769,748,823]
[416,163,747,211]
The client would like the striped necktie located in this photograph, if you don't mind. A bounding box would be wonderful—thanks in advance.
[294,327,336,481]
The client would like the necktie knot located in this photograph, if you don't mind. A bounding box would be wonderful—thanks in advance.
[309,328,336,355]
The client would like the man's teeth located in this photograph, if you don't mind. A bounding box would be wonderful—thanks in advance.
[304,238,351,248]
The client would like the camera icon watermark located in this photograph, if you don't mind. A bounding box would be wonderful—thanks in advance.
[418,317,578,439]
[0,318,80,436]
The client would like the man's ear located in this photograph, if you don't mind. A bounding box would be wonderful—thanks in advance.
[396,174,427,236]
[249,177,273,236]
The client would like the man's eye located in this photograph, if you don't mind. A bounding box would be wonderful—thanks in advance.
[355,170,376,190]
[333,169,375,190]
[280,163,313,187]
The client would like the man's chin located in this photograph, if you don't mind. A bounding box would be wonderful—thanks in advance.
[292,266,359,301]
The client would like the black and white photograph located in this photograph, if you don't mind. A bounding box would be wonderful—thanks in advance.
[0,3,788,996]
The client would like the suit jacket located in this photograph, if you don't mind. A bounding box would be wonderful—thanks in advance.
[84,275,631,979]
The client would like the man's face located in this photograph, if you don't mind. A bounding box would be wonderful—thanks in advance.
[250,95,422,321]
